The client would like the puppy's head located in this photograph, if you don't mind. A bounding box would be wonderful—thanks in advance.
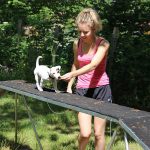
[49,66,61,79]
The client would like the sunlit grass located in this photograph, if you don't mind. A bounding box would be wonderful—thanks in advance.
[0,93,143,150]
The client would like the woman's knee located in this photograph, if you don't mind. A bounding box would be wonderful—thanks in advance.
[78,112,92,139]
[94,132,105,140]
[80,131,91,139]
[94,117,106,140]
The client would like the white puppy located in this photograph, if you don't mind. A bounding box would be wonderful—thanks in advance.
[34,56,61,93]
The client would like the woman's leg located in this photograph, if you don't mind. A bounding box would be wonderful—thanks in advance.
[94,117,106,150]
[78,112,92,150]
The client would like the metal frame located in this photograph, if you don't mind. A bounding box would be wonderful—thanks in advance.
[0,83,149,150]
[14,93,130,150]
[22,96,43,150]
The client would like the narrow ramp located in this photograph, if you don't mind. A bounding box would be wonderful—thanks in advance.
[0,80,149,150]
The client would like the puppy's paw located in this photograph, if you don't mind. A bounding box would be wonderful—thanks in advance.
[38,87,43,92]
[55,90,61,93]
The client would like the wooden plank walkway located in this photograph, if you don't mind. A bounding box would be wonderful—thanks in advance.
[0,80,150,150]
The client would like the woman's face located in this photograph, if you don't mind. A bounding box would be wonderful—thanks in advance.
[78,23,95,43]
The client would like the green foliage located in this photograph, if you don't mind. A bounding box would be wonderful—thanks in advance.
[112,34,150,110]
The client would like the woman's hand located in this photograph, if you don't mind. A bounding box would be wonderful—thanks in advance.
[66,88,72,94]
[60,72,73,82]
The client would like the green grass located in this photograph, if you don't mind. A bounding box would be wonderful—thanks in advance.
[0,93,143,150]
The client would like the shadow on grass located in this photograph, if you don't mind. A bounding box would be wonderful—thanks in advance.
[0,134,32,150]
[54,125,79,134]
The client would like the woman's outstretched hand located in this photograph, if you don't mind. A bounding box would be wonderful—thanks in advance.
[60,72,73,82]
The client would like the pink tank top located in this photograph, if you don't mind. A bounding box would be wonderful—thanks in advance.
[76,37,110,89]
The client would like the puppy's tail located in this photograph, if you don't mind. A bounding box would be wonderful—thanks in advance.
[36,56,42,67]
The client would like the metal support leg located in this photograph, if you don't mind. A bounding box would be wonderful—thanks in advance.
[15,93,18,144]
[23,96,43,150]
[106,126,120,150]
[124,131,129,150]
[110,121,112,137]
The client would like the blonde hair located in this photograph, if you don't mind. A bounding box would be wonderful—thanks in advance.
[75,8,102,32]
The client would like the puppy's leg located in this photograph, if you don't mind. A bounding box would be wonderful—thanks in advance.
[40,78,44,91]
[40,78,43,88]
[35,74,43,91]
[52,79,60,93]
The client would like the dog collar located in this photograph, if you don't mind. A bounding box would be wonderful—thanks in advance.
[49,75,55,79]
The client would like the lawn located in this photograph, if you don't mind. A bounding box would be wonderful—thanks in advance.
[0,92,143,150]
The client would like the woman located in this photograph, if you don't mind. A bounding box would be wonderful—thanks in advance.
[61,8,112,150]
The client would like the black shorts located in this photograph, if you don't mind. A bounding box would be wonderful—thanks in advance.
[75,84,112,103]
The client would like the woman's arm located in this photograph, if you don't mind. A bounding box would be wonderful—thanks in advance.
[66,39,79,93]
[61,39,109,81]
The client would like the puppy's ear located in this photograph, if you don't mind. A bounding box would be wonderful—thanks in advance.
[55,66,61,70]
